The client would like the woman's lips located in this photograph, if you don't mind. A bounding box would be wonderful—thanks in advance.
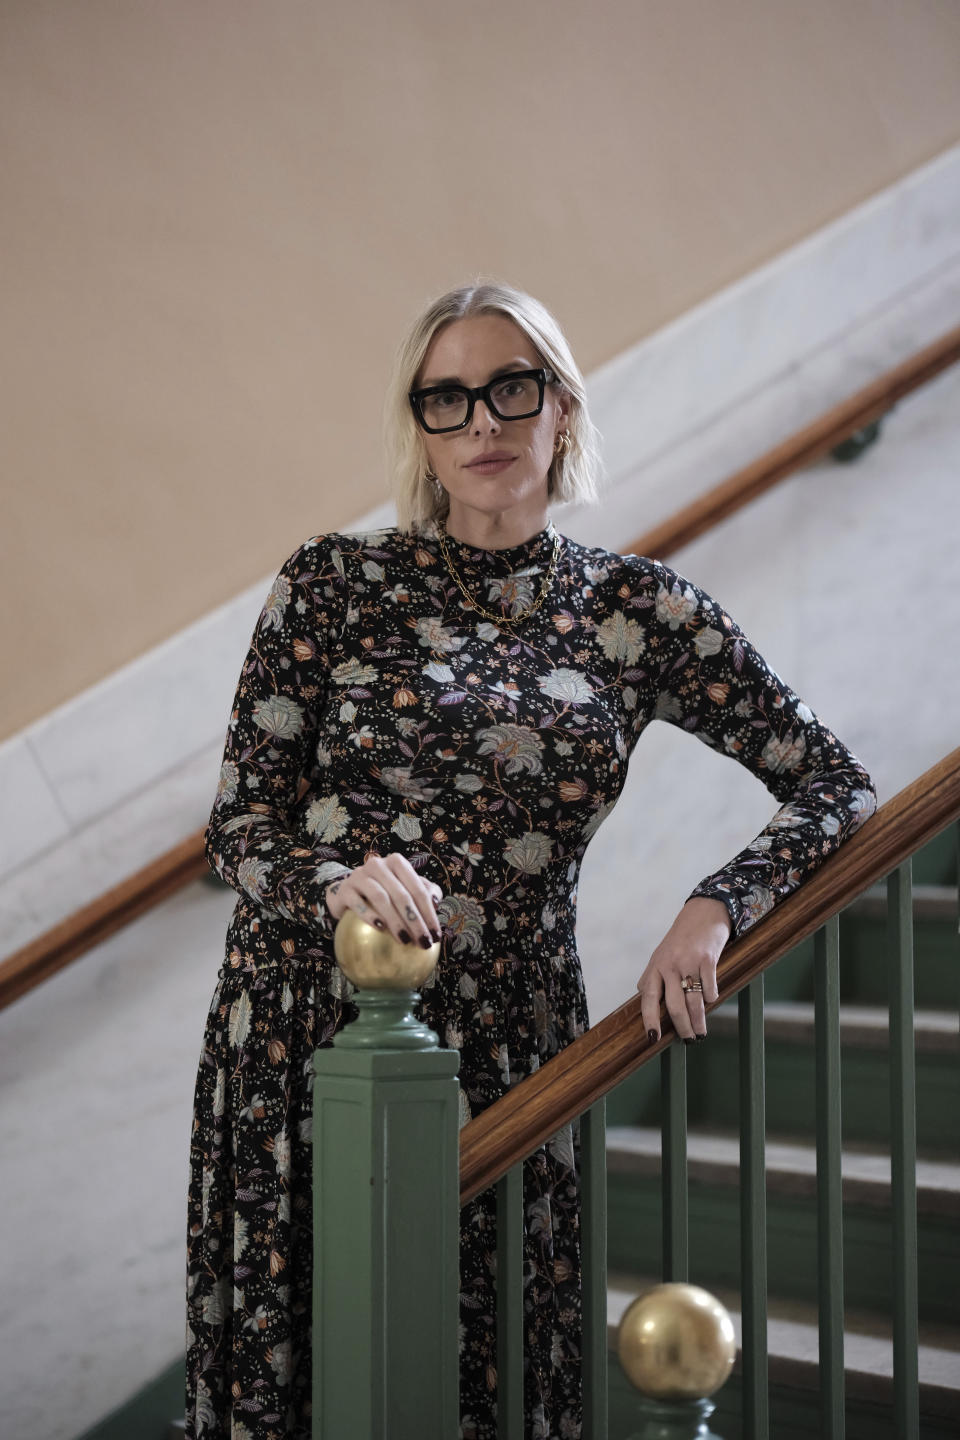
[466,453,516,475]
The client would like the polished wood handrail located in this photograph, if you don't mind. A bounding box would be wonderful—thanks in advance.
[0,828,209,1009]
[2,325,958,1012]
[459,746,960,1204]
[624,323,960,560]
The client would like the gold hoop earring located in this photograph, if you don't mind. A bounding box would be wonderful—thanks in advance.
[554,431,572,459]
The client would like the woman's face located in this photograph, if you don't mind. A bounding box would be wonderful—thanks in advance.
[415,314,569,534]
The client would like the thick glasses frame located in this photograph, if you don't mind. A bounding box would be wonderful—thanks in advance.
[409,367,554,434]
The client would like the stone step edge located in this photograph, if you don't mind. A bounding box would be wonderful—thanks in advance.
[706,1001,958,1054]
[606,1275,960,1419]
[848,883,956,921]
[606,1126,960,1216]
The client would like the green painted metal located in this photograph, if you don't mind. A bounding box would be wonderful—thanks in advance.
[814,917,844,1439]
[739,976,769,1440]
[620,1394,726,1439]
[497,1163,525,1440]
[661,1041,689,1281]
[888,862,920,1440]
[582,1100,609,1439]
[312,990,460,1440]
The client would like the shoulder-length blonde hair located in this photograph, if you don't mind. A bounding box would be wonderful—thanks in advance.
[385,281,601,533]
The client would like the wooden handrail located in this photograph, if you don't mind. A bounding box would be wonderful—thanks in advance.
[459,746,960,1205]
[624,323,960,560]
[2,325,958,1012]
[0,828,209,1009]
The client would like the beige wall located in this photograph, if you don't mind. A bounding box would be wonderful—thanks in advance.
[3,0,960,740]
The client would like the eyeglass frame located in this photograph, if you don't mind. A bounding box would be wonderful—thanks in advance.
[408,367,556,434]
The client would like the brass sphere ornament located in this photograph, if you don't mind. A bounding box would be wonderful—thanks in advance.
[332,910,443,1051]
[333,908,440,990]
[617,1283,736,1401]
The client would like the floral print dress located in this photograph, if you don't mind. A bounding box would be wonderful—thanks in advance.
[186,523,875,1440]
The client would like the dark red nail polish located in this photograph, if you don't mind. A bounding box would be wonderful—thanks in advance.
[695,1034,706,1043]
[372,918,386,931]
[431,930,442,944]
[647,1029,659,1043]
[419,935,432,949]
[399,929,412,945]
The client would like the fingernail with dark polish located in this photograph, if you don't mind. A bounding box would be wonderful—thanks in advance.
[683,1037,694,1046]
[432,895,441,909]
[431,931,442,944]
[419,935,432,950]
[695,1034,706,1043]
[398,929,412,945]
[372,918,386,931]
[647,1029,659,1043]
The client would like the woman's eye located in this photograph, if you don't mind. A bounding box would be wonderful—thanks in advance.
[433,391,463,409]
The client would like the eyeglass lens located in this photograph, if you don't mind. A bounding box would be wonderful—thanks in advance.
[419,374,543,431]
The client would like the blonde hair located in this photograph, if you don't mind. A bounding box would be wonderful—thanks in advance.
[385,281,601,533]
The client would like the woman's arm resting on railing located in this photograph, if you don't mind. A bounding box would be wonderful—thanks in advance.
[624,557,877,1040]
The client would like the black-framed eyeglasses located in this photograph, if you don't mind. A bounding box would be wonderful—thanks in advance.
[409,367,555,434]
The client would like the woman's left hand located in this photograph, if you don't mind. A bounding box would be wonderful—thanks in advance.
[637,897,732,1042]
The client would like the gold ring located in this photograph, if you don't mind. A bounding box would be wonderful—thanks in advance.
[680,976,703,993]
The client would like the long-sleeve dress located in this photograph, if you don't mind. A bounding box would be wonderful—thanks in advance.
[185,522,875,1440]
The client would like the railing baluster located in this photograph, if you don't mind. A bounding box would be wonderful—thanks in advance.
[814,915,845,1439]
[739,976,769,1440]
[661,1041,689,1281]
[581,1101,608,1439]
[888,861,919,1439]
[496,1163,525,1440]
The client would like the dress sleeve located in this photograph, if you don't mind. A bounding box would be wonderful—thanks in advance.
[204,537,353,933]
[627,558,877,937]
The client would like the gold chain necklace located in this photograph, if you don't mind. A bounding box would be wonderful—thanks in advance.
[436,522,563,629]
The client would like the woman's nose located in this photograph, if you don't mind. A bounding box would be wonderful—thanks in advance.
[471,399,501,435]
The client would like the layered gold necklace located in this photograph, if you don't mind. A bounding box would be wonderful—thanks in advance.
[436,522,563,629]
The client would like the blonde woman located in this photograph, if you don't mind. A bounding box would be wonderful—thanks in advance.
[187,282,875,1439]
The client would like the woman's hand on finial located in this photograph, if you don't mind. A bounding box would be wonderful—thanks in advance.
[324,853,444,951]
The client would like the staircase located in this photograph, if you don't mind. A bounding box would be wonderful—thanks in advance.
[603,828,959,1439]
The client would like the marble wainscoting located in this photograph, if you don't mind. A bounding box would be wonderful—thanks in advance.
[576,362,960,1024]
[2,141,959,961]
[0,878,238,1440]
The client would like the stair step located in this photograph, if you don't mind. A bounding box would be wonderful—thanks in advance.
[707,1000,958,1054]
[606,1126,960,1215]
[847,883,957,922]
[606,1274,960,1422]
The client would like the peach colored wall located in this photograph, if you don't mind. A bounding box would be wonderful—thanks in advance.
[3,0,960,739]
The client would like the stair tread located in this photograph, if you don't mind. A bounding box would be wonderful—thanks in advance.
[707,1001,959,1052]
[607,1273,960,1411]
[606,1125,960,1214]
[848,882,957,920]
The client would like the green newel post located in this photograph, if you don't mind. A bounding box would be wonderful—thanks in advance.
[312,913,460,1440]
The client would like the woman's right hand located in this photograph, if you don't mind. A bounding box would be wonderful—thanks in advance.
[324,853,443,949]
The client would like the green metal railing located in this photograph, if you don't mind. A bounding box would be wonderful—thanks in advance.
[313,756,960,1439]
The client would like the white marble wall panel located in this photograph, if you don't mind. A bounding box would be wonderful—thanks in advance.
[2,142,958,964]
[577,364,960,1023]
[587,143,960,491]
[0,735,70,875]
[0,880,237,1440]
[27,580,270,830]
[0,740,224,956]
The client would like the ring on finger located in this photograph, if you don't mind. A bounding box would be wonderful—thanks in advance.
[680,975,703,993]
[355,899,369,915]
[404,905,418,924]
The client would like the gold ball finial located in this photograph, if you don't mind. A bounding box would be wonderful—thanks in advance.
[333,910,440,990]
[616,1283,736,1400]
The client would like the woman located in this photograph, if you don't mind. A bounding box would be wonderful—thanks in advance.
[186,282,875,1439]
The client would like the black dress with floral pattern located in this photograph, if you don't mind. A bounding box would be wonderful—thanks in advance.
[185,523,875,1440]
